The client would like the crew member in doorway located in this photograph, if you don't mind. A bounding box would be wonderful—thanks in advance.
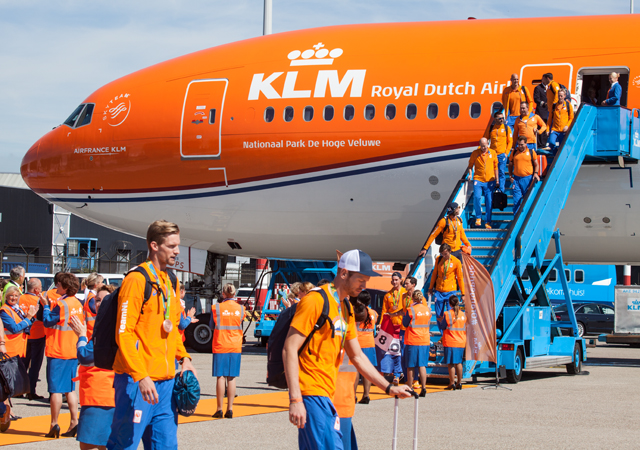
[602,72,622,106]
[467,138,499,229]
[419,202,471,260]
[534,75,551,149]
[509,136,540,213]
[502,74,534,128]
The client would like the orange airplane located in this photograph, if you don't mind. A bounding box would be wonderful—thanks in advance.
[20,14,640,263]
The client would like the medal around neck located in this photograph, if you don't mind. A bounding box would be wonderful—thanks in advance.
[163,319,173,333]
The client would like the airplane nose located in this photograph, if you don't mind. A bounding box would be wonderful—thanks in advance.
[21,138,41,189]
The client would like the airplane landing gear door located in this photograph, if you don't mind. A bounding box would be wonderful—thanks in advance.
[181,79,228,159]
[520,63,573,103]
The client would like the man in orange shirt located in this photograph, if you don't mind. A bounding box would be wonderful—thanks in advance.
[108,220,197,450]
[428,243,465,331]
[509,136,541,213]
[467,138,499,229]
[379,272,406,382]
[512,102,546,152]
[502,73,534,128]
[19,278,46,400]
[284,249,412,450]
[419,202,471,262]
[547,89,574,152]
[484,111,513,189]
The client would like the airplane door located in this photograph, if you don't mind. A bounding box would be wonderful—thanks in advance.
[180,79,228,159]
[520,63,574,101]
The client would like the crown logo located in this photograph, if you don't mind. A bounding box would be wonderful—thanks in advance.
[288,42,343,66]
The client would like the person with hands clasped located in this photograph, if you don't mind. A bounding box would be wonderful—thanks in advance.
[284,249,413,450]
[107,220,197,450]
[0,284,38,359]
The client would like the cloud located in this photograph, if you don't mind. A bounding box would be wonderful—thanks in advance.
[0,0,632,172]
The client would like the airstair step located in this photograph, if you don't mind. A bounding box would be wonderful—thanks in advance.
[426,373,450,379]
[473,246,501,250]
[469,236,504,240]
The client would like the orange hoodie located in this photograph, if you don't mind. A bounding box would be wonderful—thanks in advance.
[113,262,189,382]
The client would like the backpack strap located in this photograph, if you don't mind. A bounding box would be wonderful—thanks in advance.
[297,287,334,356]
[129,266,177,315]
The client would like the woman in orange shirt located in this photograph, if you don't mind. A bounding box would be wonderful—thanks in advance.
[442,295,467,390]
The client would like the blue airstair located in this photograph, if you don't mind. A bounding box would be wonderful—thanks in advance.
[414,105,640,382]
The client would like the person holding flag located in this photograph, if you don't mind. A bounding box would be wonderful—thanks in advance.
[428,243,465,331]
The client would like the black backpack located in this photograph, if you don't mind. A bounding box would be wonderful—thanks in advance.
[266,288,351,389]
[434,216,451,246]
[93,266,178,370]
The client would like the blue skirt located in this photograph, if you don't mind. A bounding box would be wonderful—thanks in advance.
[404,344,430,368]
[443,347,464,365]
[212,353,241,377]
[77,406,115,446]
[46,357,78,393]
[361,347,377,367]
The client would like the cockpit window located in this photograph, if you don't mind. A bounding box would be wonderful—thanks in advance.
[63,105,85,127]
[63,104,95,128]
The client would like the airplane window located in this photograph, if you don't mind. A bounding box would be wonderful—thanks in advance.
[264,107,275,123]
[284,106,294,122]
[385,104,396,120]
[304,106,314,122]
[469,102,481,119]
[448,103,460,119]
[364,105,375,120]
[209,109,216,124]
[492,101,503,114]
[344,105,355,121]
[565,269,571,282]
[427,103,438,120]
[78,104,95,127]
[63,104,85,128]
[406,104,417,120]
[324,105,334,121]
[575,270,584,283]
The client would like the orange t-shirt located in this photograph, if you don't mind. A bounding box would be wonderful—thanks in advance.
[333,352,358,419]
[19,293,44,340]
[513,114,546,144]
[483,123,513,155]
[290,284,357,398]
[468,149,498,183]
[502,85,534,116]
[356,307,378,349]
[510,148,538,177]
[547,101,574,133]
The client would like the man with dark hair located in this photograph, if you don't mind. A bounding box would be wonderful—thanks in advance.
[108,220,197,450]
[284,250,412,450]
[419,202,471,260]
[428,243,465,331]
[534,74,552,149]
[484,111,513,191]
[509,136,541,213]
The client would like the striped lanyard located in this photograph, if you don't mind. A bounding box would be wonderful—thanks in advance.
[442,257,450,282]
[329,283,347,352]
[147,262,170,321]
[391,289,401,310]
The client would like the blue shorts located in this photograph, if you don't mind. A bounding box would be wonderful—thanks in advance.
[404,345,430,368]
[299,396,343,450]
[443,347,464,365]
[78,406,115,446]
[107,374,177,450]
[380,353,402,376]
[46,357,78,393]
[361,347,377,367]
[212,353,241,377]
[339,417,359,450]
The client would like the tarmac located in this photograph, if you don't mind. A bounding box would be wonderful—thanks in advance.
[2,333,639,450]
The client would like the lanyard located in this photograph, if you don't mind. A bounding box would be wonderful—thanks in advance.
[391,289,401,309]
[442,257,451,282]
[328,283,347,352]
[147,262,170,321]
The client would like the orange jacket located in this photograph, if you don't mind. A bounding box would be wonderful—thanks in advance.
[483,122,513,155]
[356,307,378,349]
[381,287,407,326]
[502,84,534,116]
[44,296,84,360]
[547,100,574,132]
[83,291,97,341]
[468,148,498,183]
[211,299,244,354]
[19,293,45,340]
[112,262,189,382]
[333,352,358,419]
[429,255,465,295]
[546,81,561,108]
[404,303,431,346]
[513,113,546,145]
[0,305,29,357]
[78,365,116,407]
[423,216,470,252]
[442,310,466,348]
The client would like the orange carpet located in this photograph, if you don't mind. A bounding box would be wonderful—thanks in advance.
[0,384,473,446]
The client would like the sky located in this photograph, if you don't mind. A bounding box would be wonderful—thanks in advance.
[0,0,635,173]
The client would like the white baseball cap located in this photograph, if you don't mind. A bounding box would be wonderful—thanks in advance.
[338,250,381,277]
